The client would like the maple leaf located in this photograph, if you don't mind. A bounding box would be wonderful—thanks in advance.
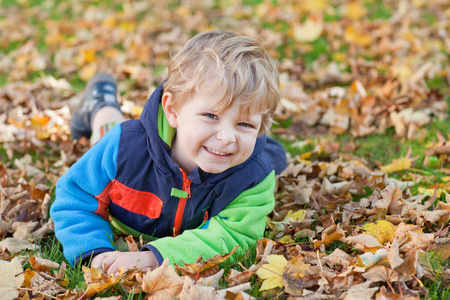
[256,254,287,291]
[142,259,184,299]
[0,258,25,300]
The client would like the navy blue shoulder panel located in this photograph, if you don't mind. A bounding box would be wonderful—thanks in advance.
[208,153,273,217]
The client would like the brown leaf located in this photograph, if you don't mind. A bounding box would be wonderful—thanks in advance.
[281,256,316,295]
[178,276,220,300]
[394,249,418,277]
[362,266,400,283]
[401,231,434,252]
[225,269,254,287]
[346,234,382,251]
[30,257,59,272]
[0,237,35,254]
[125,235,139,252]
[82,266,122,297]
[326,248,354,268]
[175,246,239,276]
[387,238,404,269]
[142,259,184,299]
[428,244,450,260]
[342,281,378,300]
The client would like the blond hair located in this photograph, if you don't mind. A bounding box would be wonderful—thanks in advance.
[163,30,280,134]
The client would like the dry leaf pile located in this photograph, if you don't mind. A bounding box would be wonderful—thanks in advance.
[0,0,448,135]
[0,0,449,299]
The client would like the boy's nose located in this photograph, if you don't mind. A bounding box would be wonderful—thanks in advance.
[217,127,236,144]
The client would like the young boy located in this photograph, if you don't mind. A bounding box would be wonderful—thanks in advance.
[50,30,287,274]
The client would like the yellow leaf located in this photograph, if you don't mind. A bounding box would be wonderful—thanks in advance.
[380,157,412,173]
[79,48,97,65]
[293,16,323,43]
[343,1,367,19]
[60,275,70,288]
[79,64,98,81]
[256,255,287,291]
[300,0,328,13]
[279,235,293,244]
[344,26,372,47]
[418,187,444,197]
[285,210,306,222]
[82,266,122,297]
[102,16,116,28]
[361,220,395,244]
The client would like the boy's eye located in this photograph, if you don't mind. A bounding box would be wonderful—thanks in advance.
[204,113,218,119]
[238,122,253,128]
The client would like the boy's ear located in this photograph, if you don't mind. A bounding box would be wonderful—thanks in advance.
[161,92,179,128]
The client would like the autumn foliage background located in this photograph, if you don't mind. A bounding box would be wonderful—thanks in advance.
[0,0,450,299]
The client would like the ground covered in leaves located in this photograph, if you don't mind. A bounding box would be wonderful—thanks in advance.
[0,0,449,299]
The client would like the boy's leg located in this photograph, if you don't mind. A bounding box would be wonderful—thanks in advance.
[70,73,124,144]
[90,106,126,144]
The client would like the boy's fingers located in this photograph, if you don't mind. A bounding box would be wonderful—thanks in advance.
[91,253,107,269]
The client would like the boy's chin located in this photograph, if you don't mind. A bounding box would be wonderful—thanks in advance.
[200,164,233,174]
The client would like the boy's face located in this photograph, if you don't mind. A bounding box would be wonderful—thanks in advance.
[162,91,262,174]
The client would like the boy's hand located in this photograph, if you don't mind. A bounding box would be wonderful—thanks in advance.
[91,250,158,275]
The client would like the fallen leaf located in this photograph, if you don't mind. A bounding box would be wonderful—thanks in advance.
[0,258,25,300]
[0,237,35,254]
[175,246,239,276]
[125,235,139,252]
[82,266,122,297]
[342,281,378,300]
[256,255,287,291]
[142,259,184,299]
[387,238,404,269]
[293,16,323,43]
[346,234,383,251]
[178,276,220,300]
[362,220,395,244]
[380,157,412,173]
[282,256,315,295]
[343,1,367,19]
[30,256,59,272]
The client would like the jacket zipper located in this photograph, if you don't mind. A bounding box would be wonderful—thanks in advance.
[173,168,191,237]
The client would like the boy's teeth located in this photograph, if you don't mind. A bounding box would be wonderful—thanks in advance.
[207,148,229,156]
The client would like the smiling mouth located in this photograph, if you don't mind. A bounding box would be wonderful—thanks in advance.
[205,147,231,156]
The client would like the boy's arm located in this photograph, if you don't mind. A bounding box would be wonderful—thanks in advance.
[143,171,276,265]
[50,125,122,266]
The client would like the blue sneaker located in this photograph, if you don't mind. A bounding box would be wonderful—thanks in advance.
[70,73,121,139]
